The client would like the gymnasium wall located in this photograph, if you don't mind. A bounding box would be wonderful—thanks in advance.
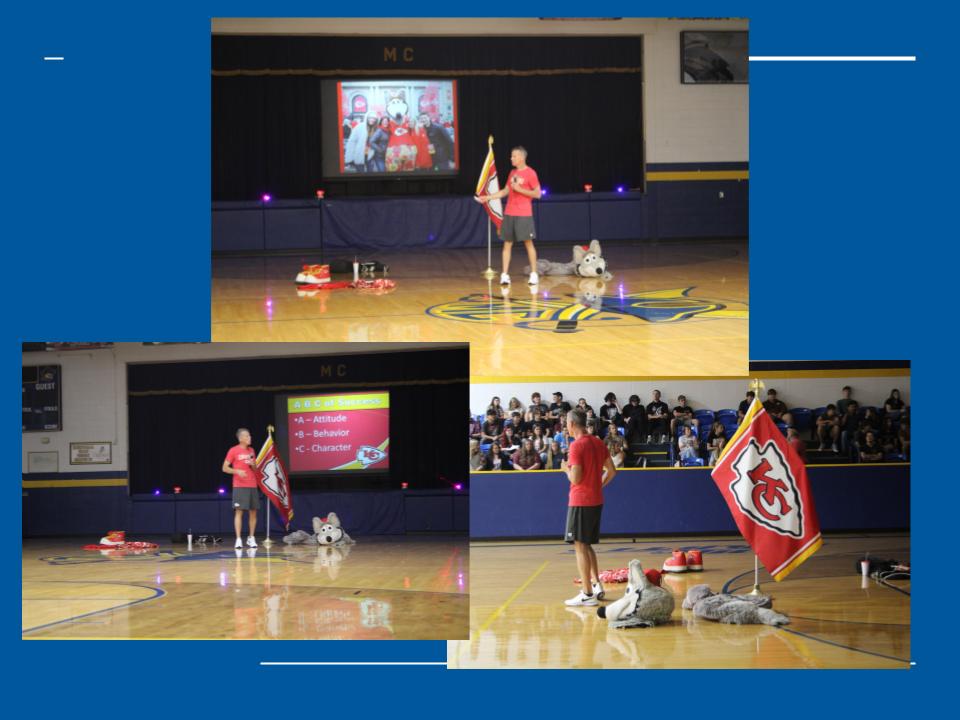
[211,17,750,165]
[470,368,911,416]
[470,465,909,539]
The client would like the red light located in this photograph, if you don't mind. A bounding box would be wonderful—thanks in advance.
[173,486,182,494]
[316,190,325,199]
[401,482,409,490]
[584,184,593,193]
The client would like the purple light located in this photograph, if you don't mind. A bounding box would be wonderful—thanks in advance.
[616,186,625,193]
[261,194,272,202]
[153,489,161,496]
[453,483,463,491]
[541,187,548,196]
[217,487,226,495]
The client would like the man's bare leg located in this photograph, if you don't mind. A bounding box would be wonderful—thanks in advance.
[587,544,600,584]
[234,509,243,540]
[248,509,257,537]
[575,542,593,592]
[501,241,513,276]
[523,239,537,272]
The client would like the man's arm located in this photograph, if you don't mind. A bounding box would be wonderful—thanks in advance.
[222,460,245,478]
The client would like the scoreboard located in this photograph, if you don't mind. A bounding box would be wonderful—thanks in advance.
[23,365,62,432]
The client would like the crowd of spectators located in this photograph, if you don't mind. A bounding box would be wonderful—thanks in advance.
[469,386,910,469]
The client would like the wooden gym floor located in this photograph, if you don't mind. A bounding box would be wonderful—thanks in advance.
[449,533,910,669]
[211,240,749,379]
[22,535,468,640]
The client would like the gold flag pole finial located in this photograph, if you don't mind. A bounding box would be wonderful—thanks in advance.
[267,424,275,435]
[749,378,765,394]
[488,134,494,146]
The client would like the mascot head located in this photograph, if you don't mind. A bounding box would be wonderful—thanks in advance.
[313,512,346,546]
[386,91,408,122]
[573,240,610,279]
[597,559,675,628]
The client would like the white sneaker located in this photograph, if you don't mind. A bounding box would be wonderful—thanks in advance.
[831,444,839,453]
[500,272,511,286]
[246,536,258,548]
[235,537,243,549]
[528,271,539,285]
[591,582,606,600]
[564,591,598,607]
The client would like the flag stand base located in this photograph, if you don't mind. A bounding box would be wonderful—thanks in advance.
[747,584,762,596]
[262,537,273,548]
[482,266,497,280]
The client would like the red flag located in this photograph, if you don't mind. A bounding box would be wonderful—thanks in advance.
[254,429,294,529]
[710,398,822,581]
[475,138,503,230]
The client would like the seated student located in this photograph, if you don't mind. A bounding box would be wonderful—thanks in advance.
[897,420,910,458]
[480,411,502,443]
[486,396,505,421]
[840,400,860,455]
[511,438,542,471]
[857,407,881,444]
[706,421,727,465]
[836,385,854,417]
[737,390,756,421]
[521,408,551,437]
[531,424,550,462]
[575,397,595,417]
[553,417,571,453]
[498,425,520,454]
[505,410,523,430]
[763,389,794,428]
[670,394,699,434]
[884,388,906,416]
[484,442,511,471]
[646,389,670,442]
[815,404,841,452]
[859,431,884,463]
[787,427,807,463]
[677,424,699,464]
[468,414,483,440]
[598,392,622,433]
[547,391,572,421]
[545,440,565,469]
[469,440,485,471]
[606,434,626,468]
[879,417,901,454]
[527,392,549,421]
[507,396,525,418]
[622,394,648,445]
[586,419,600,438]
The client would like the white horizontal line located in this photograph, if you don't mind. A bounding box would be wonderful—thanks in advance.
[43,57,64,61]
[750,56,915,62]
[261,661,447,666]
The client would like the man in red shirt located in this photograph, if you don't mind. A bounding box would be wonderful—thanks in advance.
[222,428,260,549]
[561,409,618,606]
[475,146,541,287]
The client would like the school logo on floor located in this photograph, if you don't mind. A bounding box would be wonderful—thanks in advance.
[426,287,747,331]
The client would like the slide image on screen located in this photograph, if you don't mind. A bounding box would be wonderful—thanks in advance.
[334,79,459,176]
[287,391,389,472]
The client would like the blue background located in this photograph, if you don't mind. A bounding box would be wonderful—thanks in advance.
[5,1,949,715]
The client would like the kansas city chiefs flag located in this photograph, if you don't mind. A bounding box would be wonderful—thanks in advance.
[254,429,294,529]
[475,137,503,230]
[711,398,822,581]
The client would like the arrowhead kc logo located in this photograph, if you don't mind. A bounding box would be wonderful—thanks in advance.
[357,445,387,467]
[260,456,289,506]
[728,439,804,538]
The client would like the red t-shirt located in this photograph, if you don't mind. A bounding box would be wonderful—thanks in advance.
[567,434,608,507]
[504,167,540,217]
[225,443,258,488]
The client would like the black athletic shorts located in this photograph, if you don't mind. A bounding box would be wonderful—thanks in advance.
[232,486,261,510]
[564,504,603,544]
[500,214,536,243]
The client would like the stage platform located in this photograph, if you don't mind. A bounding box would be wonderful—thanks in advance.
[211,239,749,379]
[449,533,910,669]
[22,535,468,640]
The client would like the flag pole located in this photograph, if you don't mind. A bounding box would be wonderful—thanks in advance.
[482,134,498,280]
[746,378,765,596]
[262,424,274,549]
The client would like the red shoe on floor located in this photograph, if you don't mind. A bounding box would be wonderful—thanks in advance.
[662,549,688,573]
[686,549,703,572]
[296,264,331,284]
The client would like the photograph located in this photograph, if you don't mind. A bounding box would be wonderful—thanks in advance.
[456,361,910,669]
[210,18,749,378]
[22,342,469,640]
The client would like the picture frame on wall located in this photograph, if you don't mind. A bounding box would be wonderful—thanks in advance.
[681,31,748,84]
